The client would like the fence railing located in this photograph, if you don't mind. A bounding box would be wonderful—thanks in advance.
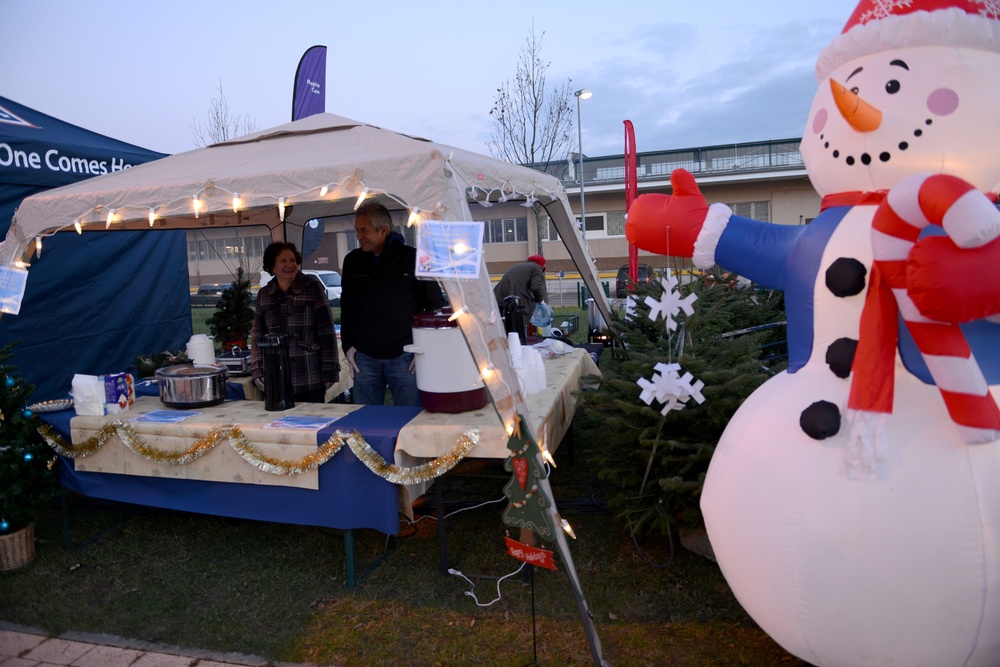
[534,138,804,188]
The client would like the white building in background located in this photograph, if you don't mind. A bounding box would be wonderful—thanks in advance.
[186,138,820,288]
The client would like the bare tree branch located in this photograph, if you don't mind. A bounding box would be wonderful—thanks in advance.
[190,79,259,147]
[487,25,574,170]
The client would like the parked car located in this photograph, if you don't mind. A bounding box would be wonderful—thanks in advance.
[260,269,342,305]
[303,270,342,305]
[193,284,225,307]
[615,263,654,298]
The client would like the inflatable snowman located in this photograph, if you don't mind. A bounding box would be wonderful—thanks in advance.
[625,1,1000,665]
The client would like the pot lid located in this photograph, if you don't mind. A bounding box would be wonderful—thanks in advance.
[155,363,227,378]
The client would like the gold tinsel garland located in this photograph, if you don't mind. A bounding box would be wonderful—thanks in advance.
[38,421,479,485]
[226,425,344,476]
[332,428,480,486]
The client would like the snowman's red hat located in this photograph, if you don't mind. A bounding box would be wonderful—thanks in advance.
[816,0,1000,80]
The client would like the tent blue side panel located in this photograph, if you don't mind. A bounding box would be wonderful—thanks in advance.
[0,230,192,400]
[0,96,192,400]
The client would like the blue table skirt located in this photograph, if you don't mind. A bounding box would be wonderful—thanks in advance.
[42,394,423,536]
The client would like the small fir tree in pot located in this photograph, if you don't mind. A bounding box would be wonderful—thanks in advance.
[206,267,255,352]
[0,341,59,568]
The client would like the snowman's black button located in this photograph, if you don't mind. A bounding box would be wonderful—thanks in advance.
[826,338,858,379]
[825,257,867,297]
[800,401,841,440]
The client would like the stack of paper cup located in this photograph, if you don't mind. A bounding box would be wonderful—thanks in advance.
[507,332,548,395]
[186,334,216,365]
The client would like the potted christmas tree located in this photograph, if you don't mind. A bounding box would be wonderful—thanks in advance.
[206,267,255,353]
[0,341,59,571]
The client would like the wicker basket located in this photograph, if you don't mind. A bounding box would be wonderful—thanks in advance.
[0,523,36,571]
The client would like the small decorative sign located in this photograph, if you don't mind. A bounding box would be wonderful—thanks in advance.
[0,265,28,315]
[415,220,484,280]
[505,537,557,570]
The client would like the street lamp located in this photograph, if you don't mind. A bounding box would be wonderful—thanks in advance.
[574,88,592,237]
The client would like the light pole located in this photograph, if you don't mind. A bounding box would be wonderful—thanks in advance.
[574,88,592,237]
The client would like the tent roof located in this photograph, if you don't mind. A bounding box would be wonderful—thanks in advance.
[1,110,611,328]
[5,112,570,241]
[0,95,166,190]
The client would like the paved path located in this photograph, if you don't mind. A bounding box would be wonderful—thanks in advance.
[0,623,322,667]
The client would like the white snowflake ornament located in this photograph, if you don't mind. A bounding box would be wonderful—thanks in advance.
[645,275,697,331]
[637,361,705,416]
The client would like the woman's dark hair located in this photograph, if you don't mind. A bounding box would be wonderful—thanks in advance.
[262,242,302,273]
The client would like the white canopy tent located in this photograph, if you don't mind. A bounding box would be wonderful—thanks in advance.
[3,112,612,664]
[2,111,612,431]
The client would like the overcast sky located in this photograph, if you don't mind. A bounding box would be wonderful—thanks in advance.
[0,0,858,160]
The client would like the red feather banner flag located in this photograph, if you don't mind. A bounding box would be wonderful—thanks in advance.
[624,120,639,282]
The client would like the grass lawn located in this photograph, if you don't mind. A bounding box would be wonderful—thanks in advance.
[1,457,805,666]
[2,305,807,666]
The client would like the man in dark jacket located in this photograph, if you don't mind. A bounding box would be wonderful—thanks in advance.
[493,255,548,343]
[340,200,446,406]
[494,255,548,320]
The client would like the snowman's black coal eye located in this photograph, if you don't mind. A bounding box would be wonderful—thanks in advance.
[886,79,900,94]
[850,86,860,95]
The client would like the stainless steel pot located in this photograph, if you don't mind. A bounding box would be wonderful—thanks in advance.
[155,363,228,409]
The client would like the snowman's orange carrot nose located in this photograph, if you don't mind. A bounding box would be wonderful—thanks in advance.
[831,79,882,132]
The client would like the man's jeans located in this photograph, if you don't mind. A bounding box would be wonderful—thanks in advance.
[351,350,420,407]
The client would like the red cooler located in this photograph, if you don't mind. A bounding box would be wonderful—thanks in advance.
[404,308,489,413]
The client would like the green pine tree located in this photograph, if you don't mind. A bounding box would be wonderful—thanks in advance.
[578,267,787,537]
[0,341,59,534]
[206,267,255,352]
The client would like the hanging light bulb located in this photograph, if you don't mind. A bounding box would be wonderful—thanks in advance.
[541,445,556,467]
[278,197,286,222]
[452,241,470,256]
[232,194,242,212]
[407,208,420,227]
[192,196,202,218]
[105,209,115,229]
[480,363,496,381]
[447,307,466,322]
[320,184,330,197]
[354,188,369,211]
[148,208,156,227]
[34,236,42,258]
[560,518,577,539]
[74,220,82,234]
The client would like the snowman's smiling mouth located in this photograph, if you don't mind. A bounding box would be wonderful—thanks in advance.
[817,117,935,166]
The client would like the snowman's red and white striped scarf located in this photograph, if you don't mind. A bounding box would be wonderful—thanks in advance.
[829,176,1000,448]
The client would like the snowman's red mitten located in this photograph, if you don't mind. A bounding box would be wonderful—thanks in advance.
[906,233,1000,323]
[626,169,714,258]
